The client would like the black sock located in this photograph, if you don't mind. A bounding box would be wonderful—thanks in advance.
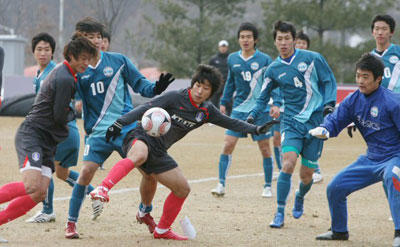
[395,230,400,237]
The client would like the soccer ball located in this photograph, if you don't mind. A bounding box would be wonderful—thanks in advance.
[141,107,171,137]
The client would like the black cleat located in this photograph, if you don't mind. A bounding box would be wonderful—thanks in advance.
[316,230,349,240]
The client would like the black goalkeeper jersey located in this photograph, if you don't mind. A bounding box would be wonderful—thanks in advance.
[118,88,258,150]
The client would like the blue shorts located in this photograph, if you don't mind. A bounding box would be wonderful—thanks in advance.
[226,111,272,141]
[55,120,80,168]
[280,113,323,161]
[83,132,126,166]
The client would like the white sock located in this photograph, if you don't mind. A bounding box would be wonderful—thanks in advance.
[138,211,148,218]
[155,227,168,234]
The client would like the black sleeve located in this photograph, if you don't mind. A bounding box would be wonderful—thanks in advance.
[207,104,258,134]
[0,47,4,94]
[118,90,176,126]
[53,74,74,125]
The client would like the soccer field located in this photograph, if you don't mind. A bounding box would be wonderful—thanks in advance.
[0,116,393,246]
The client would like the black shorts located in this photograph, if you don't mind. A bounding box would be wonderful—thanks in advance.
[122,128,178,174]
[15,121,57,173]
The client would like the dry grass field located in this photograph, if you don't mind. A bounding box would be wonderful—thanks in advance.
[0,116,394,246]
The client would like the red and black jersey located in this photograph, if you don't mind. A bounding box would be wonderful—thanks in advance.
[118,88,258,150]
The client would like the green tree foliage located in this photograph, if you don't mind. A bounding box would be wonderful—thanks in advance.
[145,0,244,77]
[261,0,397,83]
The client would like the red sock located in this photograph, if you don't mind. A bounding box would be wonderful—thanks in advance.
[100,158,135,190]
[0,182,26,204]
[0,194,37,225]
[157,192,187,229]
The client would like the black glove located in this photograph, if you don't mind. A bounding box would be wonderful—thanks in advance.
[323,105,335,117]
[105,120,123,143]
[246,116,254,124]
[347,124,357,138]
[256,120,280,135]
[154,73,175,95]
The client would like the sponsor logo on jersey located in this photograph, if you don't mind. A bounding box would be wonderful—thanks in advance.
[195,112,205,122]
[32,152,40,162]
[389,55,399,64]
[171,114,196,128]
[297,62,308,72]
[278,72,286,79]
[103,66,114,77]
[233,64,241,68]
[81,74,90,79]
[250,62,259,71]
[356,115,380,130]
[370,106,378,117]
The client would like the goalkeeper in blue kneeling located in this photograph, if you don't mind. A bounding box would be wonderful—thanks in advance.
[310,53,400,247]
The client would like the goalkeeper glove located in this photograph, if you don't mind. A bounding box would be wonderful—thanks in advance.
[308,127,330,139]
[256,120,280,135]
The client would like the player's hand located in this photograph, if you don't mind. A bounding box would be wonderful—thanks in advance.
[219,105,227,115]
[309,127,330,139]
[246,116,254,124]
[256,120,280,135]
[106,120,123,143]
[270,106,280,118]
[75,100,83,114]
[347,123,357,138]
[154,73,175,95]
[323,105,335,117]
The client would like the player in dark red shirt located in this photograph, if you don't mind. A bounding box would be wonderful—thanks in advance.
[90,64,278,240]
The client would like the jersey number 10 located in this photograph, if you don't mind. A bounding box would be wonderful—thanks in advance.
[90,81,105,95]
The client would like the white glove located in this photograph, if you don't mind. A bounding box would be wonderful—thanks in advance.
[309,127,330,139]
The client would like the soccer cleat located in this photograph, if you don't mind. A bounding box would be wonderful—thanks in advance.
[65,221,79,239]
[25,210,56,223]
[0,235,7,243]
[316,230,349,240]
[136,212,157,234]
[394,236,400,247]
[154,229,188,240]
[261,186,272,198]
[90,186,109,202]
[91,199,104,220]
[312,172,323,183]
[269,212,284,228]
[211,183,225,197]
[292,193,304,219]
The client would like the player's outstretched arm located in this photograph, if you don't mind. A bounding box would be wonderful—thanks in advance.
[255,120,280,135]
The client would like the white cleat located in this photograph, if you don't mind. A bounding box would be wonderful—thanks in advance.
[390,216,393,221]
[261,187,273,198]
[91,199,104,220]
[393,236,400,247]
[312,173,324,183]
[0,236,7,243]
[26,210,56,223]
[211,183,225,197]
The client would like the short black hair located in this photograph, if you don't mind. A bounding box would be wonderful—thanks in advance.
[75,17,104,37]
[355,53,384,82]
[296,31,310,48]
[237,22,259,41]
[273,21,296,40]
[31,32,56,55]
[103,30,111,43]
[191,64,223,99]
[63,34,97,62]
[371,14,396,33]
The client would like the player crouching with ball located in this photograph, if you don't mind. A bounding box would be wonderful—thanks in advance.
[90,64,278,240]
[309,53,400,247]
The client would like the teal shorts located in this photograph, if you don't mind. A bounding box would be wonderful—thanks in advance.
[226,110,272,141]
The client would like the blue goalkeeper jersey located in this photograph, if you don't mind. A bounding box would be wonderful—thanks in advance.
[372,43,400,93]
[33,60,56,94]
[77,51,156,136]
[322,86,400,161]
[220,50,278,113]
[251,49,337,123]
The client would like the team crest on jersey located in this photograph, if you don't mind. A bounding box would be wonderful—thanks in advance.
[103,66,114,77]
[195,112,205,122]
[297,62,308,72]
[370,106,379,117]
[250,62,259,71]
[32,152,40,162]
[389,55,399,64]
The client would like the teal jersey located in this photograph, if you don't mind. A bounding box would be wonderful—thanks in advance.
[251,49,337,123]
[77,51,156,136]
[371,43,400,93]
[33,60,56,94]
[220,50,279,113]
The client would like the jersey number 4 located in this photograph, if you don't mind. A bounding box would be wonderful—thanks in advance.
[90,81,105,95]
[293,77,303,88]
